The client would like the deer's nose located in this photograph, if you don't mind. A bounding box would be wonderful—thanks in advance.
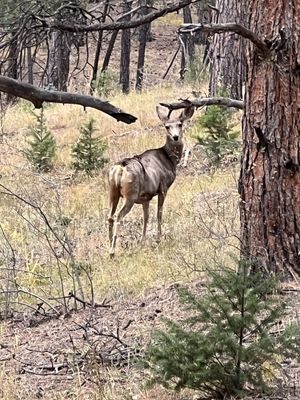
[173,135,179,141]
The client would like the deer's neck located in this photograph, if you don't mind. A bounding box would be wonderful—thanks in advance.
[163,138,183,167]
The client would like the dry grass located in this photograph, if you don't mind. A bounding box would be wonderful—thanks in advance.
[0,83,241,399]
[0,83,240,300]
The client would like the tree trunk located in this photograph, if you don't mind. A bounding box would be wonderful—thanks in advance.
[179,5,195,80]
[27,47,34,84]
[209,0,246,99]
[119,0,131,94]
[135,2,150,91]
[47,30,71,91]
[239,1,300,276]
[7,34,18,80]
[101,30,119,73]
[90,0,110,93]
[6,32,18,102]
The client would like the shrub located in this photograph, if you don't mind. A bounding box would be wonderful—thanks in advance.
[194,91,240,166]
[71,118,108,175]
[144,260,300,399]
[25,108,56,172]
[92,69,119,98]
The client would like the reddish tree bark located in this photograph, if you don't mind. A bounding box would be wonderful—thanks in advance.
[239,0,300,276]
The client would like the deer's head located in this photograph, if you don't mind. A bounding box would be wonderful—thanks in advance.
[156,105,194,143]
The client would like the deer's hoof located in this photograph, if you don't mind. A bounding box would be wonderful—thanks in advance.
[109,251,115,259]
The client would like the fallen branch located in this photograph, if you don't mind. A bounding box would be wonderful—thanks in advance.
[0,76,137,124]
[160,97,244,111]
[179,23,272,56]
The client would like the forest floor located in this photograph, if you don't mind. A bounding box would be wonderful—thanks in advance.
[0,7,300,400]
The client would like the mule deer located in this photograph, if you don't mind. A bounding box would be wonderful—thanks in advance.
[108,105,194,257]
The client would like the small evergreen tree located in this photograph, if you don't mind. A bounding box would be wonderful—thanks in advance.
[195,89,240,166]
[144,261,300,398]
[92,69,119,98]
[25,109,56,172]
[71,118,108,175]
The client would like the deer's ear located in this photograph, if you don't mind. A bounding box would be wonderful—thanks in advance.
[156,105,169,123]
[180,106,194,121]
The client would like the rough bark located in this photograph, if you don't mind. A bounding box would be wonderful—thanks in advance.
[194,1,214,46]
[209,0,246,99]
[119,0,131,94]
[0,76,137,124]
[239,1,300,276]
[46,30,71,91]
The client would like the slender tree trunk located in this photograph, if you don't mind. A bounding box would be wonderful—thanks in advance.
[47,30,71,91]
[119,0,131,94]
[136,2,150,91]
[7,34,18,80]
[90,0,110,93]
[102,31,119,73]
[179,5,195,80]
[6,32,18,102]
[209,0,246,99]
[27,47,33,84]
[239,1,300,276]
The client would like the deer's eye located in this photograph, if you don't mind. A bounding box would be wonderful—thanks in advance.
[166,126,170,130]
[178,123,183,128]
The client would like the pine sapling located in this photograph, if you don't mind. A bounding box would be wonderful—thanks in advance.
[25,109,56,172]
[195,88,240,166]
[144,260,300,398]
[71,118,108,175]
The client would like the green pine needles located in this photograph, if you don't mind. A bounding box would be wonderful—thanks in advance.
[71,118,108,175]
[195,89,240,166]
[25,109,56,172]
[145,261,300,398]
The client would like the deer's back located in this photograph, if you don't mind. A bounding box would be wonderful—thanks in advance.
[110,147,177,204]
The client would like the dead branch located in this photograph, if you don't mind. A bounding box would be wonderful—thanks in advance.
[45,0,196,32]
[160,97,244,111]
[0,76,137,124]
[68,292,112,309]
[179,23,272,56]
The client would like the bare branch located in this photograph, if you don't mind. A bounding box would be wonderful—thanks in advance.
[0,76,137,124]
[45,0,196,33]
[160,97,244,111]
[179,23,272,56]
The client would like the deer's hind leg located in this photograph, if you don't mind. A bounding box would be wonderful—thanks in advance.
[109,198,135,258]
[108,190,120,247]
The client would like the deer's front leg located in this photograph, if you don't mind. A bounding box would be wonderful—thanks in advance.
[157,193,166,239]
[142,201,150,240]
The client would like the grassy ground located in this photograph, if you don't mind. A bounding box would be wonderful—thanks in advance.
[0,83,241,399]
[0,83,240,301]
